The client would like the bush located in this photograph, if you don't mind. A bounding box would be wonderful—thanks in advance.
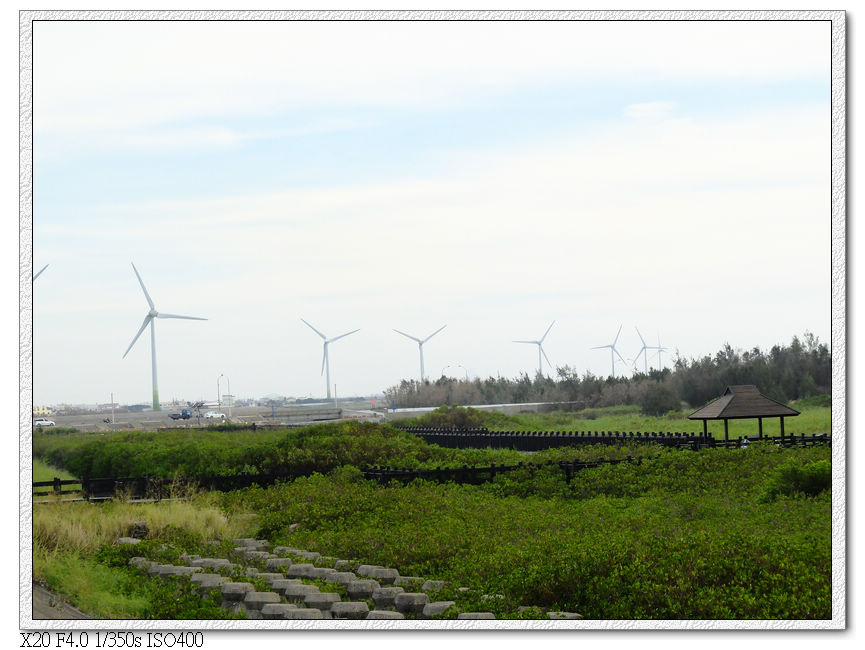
[640,384,680,416]
[761,459,831,502]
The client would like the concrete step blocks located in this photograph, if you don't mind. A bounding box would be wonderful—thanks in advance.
[255,572,285,585]
[366,610,405,620]
[356,564,383,578]
[330,601,370,620]
[333,560,352,571]
[371,587,405,610]
[233,538,259,547]
[369,568,400,585]
[547,611,582,620]
[316,556,336,568]
[128,557,153,570]
[264,558,293,571]
[261,603,298,620]
[421,601,456,619]
[304,592,341,612]
[283,584,321,604]
[325,572,358,586]
[273,546,300,556]
[115,537,141,545]
[394,592,430,615]
[147,564,169,577]
[167,566,202,578]
[270,579,303,597]
[457,612,495,619]
[242,568,259,577]
[285,563,316,579]
[421,580,446,593]
[294,551,321,562]
[243,591,282,611]
[178,553,199,562]
[347,580,381,601]
[190,574,228,594]
[219,582,255,602]
[241,550,270,561]
[307,567,337,579]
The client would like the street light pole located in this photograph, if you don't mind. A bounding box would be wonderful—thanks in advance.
[226,375,231,418]
[217,374,223,407]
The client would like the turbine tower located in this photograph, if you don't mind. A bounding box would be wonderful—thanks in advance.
[34,264,49,281]
[123,262,206,411]
[634,327,650,375]
[301,318,359,400]
[592,324,626,378]
[513,321,555,377]
[393,324,447,383]
[651,332,669,370]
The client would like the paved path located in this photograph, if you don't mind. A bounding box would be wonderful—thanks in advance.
[31,583,91,620]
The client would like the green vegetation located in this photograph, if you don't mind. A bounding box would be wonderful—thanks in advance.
[385,333,830,411]
[399,404,830,439]
[33,458,77,483]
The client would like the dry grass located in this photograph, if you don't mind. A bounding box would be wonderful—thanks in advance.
[33,499,248,555]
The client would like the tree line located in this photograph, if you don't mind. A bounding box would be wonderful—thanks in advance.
[383,332,831,413]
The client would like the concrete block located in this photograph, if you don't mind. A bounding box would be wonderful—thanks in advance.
[369,568,400,585]
[115,537,141,545]
[190,573,228,594]
[220,582,254,602]
[233,538,258,547]
[295,550,321,562]
[307,567,337,579]
[147,563,169,577]
[316,556,336,567]
[547,611,582,620]
[255,572,285,585]
[178,553,199,562]
[333,560,352,571]
[421,601,456,619]
[261,603,298,620]
[128,557,153,570]
[264,558,293,571]
[271,579,303,597]
[325,571,357,586]
[243,567,259,577]
[421,580,446,593]
[273,546,300,556]
[457,612,495,619]
[347,580,380,601]
[330,601,370,620]
[286,563,316,579]
[394,592,430,615]
[167,566,202,577]
[365,610,405,620]
[283,584,320,604]
[371,586,405,610]
[243,591,281,611]
[356,564,383,578]
[242,549,269,561]
[304,592,341,612]
[283,608,324,619]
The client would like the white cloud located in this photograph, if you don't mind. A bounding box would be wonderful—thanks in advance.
[624,101,676,120]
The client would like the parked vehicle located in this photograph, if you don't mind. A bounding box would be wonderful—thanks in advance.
[34,418,55,427]
[204,411,226,420]
[169,409,193,420]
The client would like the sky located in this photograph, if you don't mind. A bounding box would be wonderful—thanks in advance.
[29,18,833,406]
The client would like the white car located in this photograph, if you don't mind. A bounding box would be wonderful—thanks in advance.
[204,411,226,420]
[34,418,55,427]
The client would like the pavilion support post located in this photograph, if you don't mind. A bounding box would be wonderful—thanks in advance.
[724,419,729,442]
[758,417,763,439]
[780,417,785,438]
[703,420,708,437]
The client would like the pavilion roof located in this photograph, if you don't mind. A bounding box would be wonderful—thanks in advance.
[688,385,800,420]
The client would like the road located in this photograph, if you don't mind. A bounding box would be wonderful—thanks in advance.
[31,583,90,620]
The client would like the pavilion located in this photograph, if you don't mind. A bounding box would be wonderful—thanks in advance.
[688,384,800,441]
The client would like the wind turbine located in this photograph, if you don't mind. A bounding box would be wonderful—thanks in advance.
[301,318,359,400]
[634,327,650,375]
[122,262,206,411]
[513,321,555,377]
[393,324,446,383]
[33,264,49,281]
[650,332,669,370]
[592,324,626,378]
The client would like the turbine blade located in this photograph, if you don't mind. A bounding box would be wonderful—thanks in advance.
[301,318,327,340]
[422,324,447,343]
[123,315,152,359]
[329,328,360,343]
[591,345,610,350]
[394,329,421,343]
[513,340,536,344]
[540,320,555,343]
[131,262,155,310]
[157,313,207,321]
[614,347,626,363]
[541,345,553,368]
[613,323,623,346]
[33,264,49,280]
[635,327,647,347]
[321,347,327,376]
